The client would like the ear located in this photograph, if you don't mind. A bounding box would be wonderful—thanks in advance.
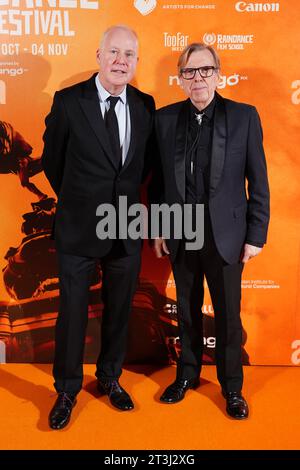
[96,48,101,66]
[179,75,184,89]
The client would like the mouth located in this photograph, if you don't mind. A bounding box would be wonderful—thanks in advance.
[192,87,207,91]
[111,69,127,75]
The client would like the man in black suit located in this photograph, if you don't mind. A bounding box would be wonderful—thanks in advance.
[42,25,155,429]
[153,43,270,419]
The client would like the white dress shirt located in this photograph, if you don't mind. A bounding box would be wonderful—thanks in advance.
[95,75,131,166]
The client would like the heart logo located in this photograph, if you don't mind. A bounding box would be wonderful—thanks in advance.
[134,0,157,16]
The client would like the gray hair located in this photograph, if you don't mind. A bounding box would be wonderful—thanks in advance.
[178,43,220,74]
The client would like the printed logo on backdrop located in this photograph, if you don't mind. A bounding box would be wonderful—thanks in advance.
[134,1,216,14]
[166,336,216,350]
[168,73,248,89]
[163,303,216,362]
[203,32,254,50]
[235,2,280,12]
[0,0,100,73]
[0,80,6,104]
[164,303,177,318]
[291,340,300,365]
[0,0,100,36]
[0,340,6,363]
[162,2,216,10]
[164,303,214,317]
[163,32,189,52]
[202,33,216,46]
[0,61,28,76]
[242,279,280,289]
[134,0,157,15]
[291,80,300,105]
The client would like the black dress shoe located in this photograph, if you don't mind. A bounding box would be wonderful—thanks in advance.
[97,379,134,411]
[160,378,200,404]
[49,392,77,430]
[222,390,249,420]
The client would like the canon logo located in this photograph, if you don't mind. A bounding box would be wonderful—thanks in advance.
[235,2,280,12]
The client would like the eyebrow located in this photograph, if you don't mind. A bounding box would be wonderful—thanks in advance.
[108,46,136,52]
[184,65,215,68]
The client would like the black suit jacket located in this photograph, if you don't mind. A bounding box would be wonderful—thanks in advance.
[154,92,270,264]
[42,74,155,257]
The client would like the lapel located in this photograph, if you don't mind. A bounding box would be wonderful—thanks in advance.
[120,85,143,174]
[209,92,227,198]
[173,100,190,202]
[78,73,119,171]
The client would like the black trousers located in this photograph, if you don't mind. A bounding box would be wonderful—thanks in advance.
[172,215,244,392]
[53,243,141,394]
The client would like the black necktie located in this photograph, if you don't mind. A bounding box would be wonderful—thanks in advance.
[105,96,121,168]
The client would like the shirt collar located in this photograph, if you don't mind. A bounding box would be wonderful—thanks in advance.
[190,95,216,121]
[95,74,127,105]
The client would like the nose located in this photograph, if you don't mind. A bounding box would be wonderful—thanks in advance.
[115,52,126,64]
[194,70,204,82]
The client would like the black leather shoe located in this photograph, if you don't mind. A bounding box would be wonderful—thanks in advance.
[97,379,134,411]
[160,378,200,404]
[222,390,249,419]
[49,392,77,430]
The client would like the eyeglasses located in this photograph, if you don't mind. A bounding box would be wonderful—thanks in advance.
[180,66,218,80]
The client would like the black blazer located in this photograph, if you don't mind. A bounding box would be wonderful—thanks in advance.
[154,92,270,264]
[42,74,155,257]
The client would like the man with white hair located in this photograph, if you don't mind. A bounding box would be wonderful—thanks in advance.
[42,25,155,429]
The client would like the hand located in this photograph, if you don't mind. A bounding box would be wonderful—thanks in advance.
[153,238,170,258]
[241,243,262,263]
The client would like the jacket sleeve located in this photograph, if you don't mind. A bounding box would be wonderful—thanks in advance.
[142,95,157,184]
[147,112,165,206]
[245,107,270,245]
[41,91,69,196]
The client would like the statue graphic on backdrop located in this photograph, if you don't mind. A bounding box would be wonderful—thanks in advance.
[0,121,47,201]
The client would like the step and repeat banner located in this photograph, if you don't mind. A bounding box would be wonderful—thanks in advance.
[0,0,299,366]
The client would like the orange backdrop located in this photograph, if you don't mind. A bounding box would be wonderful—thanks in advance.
[0,0,299,366]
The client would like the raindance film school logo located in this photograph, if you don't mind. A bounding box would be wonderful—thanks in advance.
[163,32,189,52]
[134,0,157,15]
[203,32,254,50]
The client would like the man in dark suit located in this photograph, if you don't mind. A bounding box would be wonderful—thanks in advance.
[153,43,270,419]
[42,25,155,429]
